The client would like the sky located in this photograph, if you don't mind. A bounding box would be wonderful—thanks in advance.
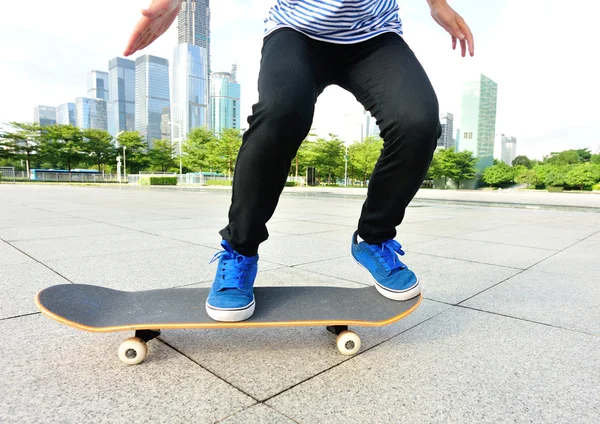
[0,0,598,160]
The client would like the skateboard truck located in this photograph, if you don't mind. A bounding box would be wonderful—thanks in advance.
[117,329,161,365]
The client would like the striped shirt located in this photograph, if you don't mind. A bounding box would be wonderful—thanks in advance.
[264,0,403,44]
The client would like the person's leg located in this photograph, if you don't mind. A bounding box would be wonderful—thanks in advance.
[219,29,332,257]
[337,33,441,300]
[207,29,331,322]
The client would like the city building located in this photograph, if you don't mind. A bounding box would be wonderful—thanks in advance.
[209,68,240,134]
[56,103,76,126]
[178,0,211,72]
[363,109,379,139]
[87,71,109,100]
[494,133,517,166]
[135,55,170,148]
[172,43,209,143]
[87,70,114,135]
[108,57,136,135]
[33,106,57,127]
[75,97,108,130]
[437,112,454,149]
[458,74,498,170]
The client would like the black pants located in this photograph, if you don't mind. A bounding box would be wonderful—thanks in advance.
[220,29,441,256]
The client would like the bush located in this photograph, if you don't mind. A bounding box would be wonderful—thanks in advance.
[139,176,177,185]
[544,169,566,188]
[285,181,297,187]
[593,183,600,191]
[205,179,232,186]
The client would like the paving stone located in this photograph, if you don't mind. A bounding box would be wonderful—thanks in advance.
[0,223,131,242]
[161,267,450,401]
[464,270,600,334]
[219,404,295,424]
[0,315,254,423]
[10,232,189,261]
[410,238,554,269]
[0,241,33,266]
[267,307,600,423]
[0,261,70,319]
[43,245,284,291]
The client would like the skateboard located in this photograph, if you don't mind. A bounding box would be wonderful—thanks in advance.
[35,284,422,365]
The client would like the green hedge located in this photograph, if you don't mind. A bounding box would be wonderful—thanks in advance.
[593,183,600,191]
[205,180,232,186]
[285,181,297,187]
[139,176,177,186]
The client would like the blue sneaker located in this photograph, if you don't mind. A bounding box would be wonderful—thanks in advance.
[205,240,258,322]
[351,231,420,301]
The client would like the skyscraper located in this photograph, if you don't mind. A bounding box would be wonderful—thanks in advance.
[363,109,379,139]
[494,134,517,166]
[172,43,209,142]
[75,97,108,130]
[108,57,136,135]
[87,71,109,100]
[33,106,57,127]
[209,70,240,133]
[178,0,211,72]
[87,70,114,135]
[437,112,454,149]
[135,55,170,148]
[458,74,498,170]
[56,103,76,126]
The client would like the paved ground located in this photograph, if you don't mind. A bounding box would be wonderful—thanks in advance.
[1,184,599,423]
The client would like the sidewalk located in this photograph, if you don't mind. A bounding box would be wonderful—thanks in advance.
[171,184,600,210]
[1,184,599,423]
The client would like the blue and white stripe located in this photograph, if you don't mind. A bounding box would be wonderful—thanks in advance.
[264,0,403,44]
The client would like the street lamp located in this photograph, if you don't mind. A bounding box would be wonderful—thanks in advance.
[123,145,127,183]
[169,121,183,175]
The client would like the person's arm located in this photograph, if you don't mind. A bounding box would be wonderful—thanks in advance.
[124,0,183,57]
[426,0,475,57]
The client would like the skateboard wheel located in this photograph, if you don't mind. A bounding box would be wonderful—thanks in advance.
[118,337,148,365]
[336,331,361,356]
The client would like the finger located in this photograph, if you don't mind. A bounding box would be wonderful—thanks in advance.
[460,39,466,57]
[452,35,457,50]
[448,20,465,41]
[134,30,155,53]
[124,23,146,56]
[458,21,475,56]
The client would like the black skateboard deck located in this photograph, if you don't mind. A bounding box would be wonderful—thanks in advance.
[36,284,422,364]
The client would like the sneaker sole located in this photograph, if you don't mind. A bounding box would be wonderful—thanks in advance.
[205,300,256,322]
[352,255,421,301]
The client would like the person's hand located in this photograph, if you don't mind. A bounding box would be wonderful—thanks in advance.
[124,0,182,56]
[429,1,474,57]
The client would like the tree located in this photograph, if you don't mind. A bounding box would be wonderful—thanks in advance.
[453,150,477,189]
[545,149,583,166]
[544,168,566,188]
[212,128,243,178]
[532,164,554,185]
[427,148,459,187]
[512,155,533,169]
[117,131,148,174]
[291,130,316,179]
[311,134,345,184]
[482,162,515,187]
[148,139,176,172]
[565,164,600,190]
[0,122,42,176]
[348,136,383,184]
[591,154,600,165]
[39,125,84,171]
[514,167,539,187]
[182,127,215,171]
[82,129,115,171]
